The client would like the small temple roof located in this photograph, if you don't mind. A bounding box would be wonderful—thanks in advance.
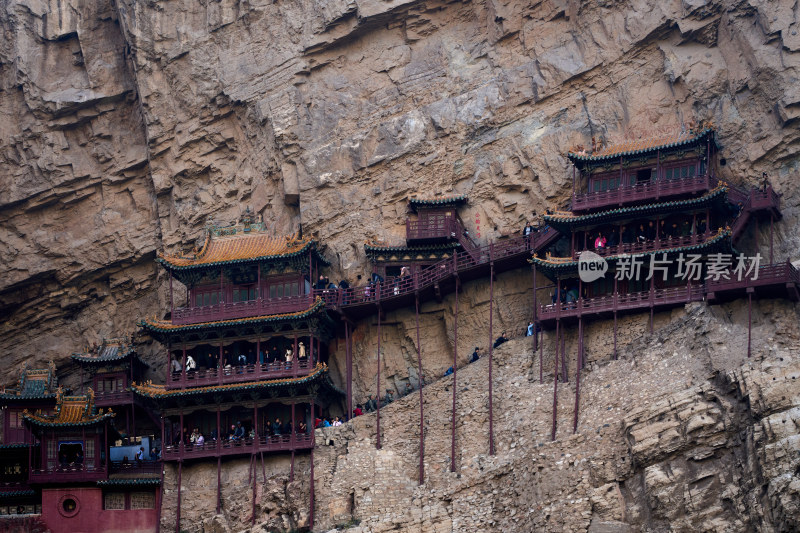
[138,297,326,334]
[156,209,328,273]
[97,479,161,487]
[543,185,728,231]
[71,337,147,367]
[0,362,58,401]
[568,127,716,167]
[132,363,339,399]
[23,389,114,428]
[364,240,462,252]
[157,230,321,271]
[408,194,468,211]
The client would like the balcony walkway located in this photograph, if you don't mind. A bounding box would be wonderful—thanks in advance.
[166,358,316,390]
[571,174,717,212]
[537,262,800,327]
[162,433,313,461]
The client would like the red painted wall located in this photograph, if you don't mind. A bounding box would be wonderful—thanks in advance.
[41,487,158,533]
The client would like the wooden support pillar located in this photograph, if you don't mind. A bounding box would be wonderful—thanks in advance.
[613,276,618,360]
[170,275,174,317]
[560,327,567,383]
[218,341,224,386]
[539,328,544,384]
[552,320,560,441]
[770,213,774,264]
[376,305,382,449]
[488,260,495,455]
[216,405,221,514]
[747,291,753,358]
[251,453,257,525]
[415,294,424,484]
[532,265,538,353]
[450,278,459,473]
[176,461,182,533]
[573,318,583,433]
[309,400,315,530]
[181,344,187,386]
[345,322,352,419]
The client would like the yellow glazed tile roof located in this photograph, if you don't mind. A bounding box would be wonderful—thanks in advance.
[158,230,312,269]
[23,388,114,427]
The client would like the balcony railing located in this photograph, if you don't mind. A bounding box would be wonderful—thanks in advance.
[28,465,106,484]
[94,390,134,407]
[538,284,705,321]
[167,356,316,390]
[748,185,780,212]
[706,261,800,294]
[571,174,716,212]
[406,217,459,242]
[574,232,713,260]
[320,228,560,311]
[162,432,313,461]
[108,460,161,476]
[172,294,314,326]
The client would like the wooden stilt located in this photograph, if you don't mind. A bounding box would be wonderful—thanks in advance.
[345,321,352,419]
[539,329,543,384]
[573,318,583,433]
[251,454,257,525]
[415,294,424,484]
[376,305,382,449]
[747,291,753,358]
[451,278,459,473]
[488,259,495,455]
[552,320,560,441]
[560,324,567,383]
[309,448,315,529]
[216,406,222,513]
[176,461,182,533]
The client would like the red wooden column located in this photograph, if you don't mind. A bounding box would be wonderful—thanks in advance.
[345,321,352,419]
[415,293,424,484]
[532,264,538,353]
[216,404,222,513]
[170,274,174,318]
[181,344,187,388]
[573,317,583,433]
[747,291,753,358]
[309,399,316,529]
[488,259,495,455]
[376,305,382,449]
[218,341,224,385]
[176,461,183,533]
[551,321,560,441]
[290,402,296,482]
[450,277,459,473]
[613,276,618,360]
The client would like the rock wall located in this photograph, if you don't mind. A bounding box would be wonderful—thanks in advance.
[2,0,800,531]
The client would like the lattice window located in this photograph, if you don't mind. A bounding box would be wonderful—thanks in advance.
[84,439,95,469]
[104,492,125,510]
[130,491,155,509]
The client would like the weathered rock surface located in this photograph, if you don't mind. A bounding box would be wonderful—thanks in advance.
[1,0,800,531]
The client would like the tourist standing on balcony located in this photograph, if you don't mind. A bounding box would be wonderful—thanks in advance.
[523,221,534,248]
[233,421,246,441]
[298,420,308,434]
[621,225,634,244]
[594,232,607,249]
[171,357,181,375]
[298,342,306,360]
[196,432,205,446]
[607,228,619,248]
[646,221,656,241]
[186,355,196,372]
[272,418,282,435]
[339,279,350,304]
[315,275,328,290]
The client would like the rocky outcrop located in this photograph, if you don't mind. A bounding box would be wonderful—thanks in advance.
[2,0,800,531]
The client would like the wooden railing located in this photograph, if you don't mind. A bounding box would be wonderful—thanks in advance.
[172,294,314,325]
[575,232,714,259]
[539,284,705,321]
[94,390,134,406]
[108,460,160,475]
[167,356,316,390]
[29,465,106,484]
[406,217,458,241]
[318,228,560,310]
[571,174,717,211]
[162,432,313,461]
[706,261,799,293]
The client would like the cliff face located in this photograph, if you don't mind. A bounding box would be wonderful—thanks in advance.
[1,0,800,531]
[3,0,800,371]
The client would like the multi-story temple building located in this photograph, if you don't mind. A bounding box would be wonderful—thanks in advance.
[0,341,161,533]
[530,126,798,436]
[136,211,343,528]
